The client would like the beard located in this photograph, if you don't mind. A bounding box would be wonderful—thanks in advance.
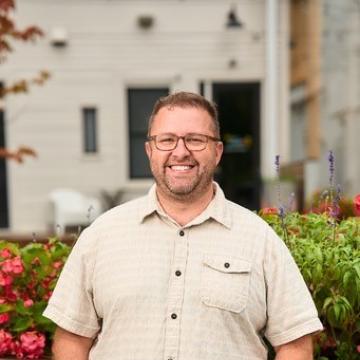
[150,157,216,200]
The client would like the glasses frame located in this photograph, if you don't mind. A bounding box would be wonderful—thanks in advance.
[147,133,221,151]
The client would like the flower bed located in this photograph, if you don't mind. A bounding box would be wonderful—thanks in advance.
[0,239,71,359]
[1,212,359,359]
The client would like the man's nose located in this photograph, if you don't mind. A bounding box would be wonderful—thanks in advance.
[172,137,191,156]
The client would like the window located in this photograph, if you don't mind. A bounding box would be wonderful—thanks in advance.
[0,97,9,228]
[82,107,97,153]
[128,88,169,178]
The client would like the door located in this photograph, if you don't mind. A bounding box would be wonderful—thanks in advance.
[212,82,261,210]
[0,109,9,228]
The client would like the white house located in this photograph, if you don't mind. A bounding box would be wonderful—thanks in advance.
[0,0,290,233]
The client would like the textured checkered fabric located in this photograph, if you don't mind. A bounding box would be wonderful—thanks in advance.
[43,183,323,360]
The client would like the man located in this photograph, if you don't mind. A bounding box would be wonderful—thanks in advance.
[44,92,323,359]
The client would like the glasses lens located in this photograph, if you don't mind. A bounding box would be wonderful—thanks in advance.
[185,134,207,150]
[156,134,177,150]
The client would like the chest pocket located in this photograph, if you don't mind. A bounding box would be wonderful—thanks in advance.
[201,254,251,313]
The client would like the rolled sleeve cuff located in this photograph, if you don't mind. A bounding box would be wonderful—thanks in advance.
[43,304,99,338]
[267,318,323,347]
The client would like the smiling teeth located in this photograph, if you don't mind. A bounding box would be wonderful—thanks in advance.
[171,166,192,171]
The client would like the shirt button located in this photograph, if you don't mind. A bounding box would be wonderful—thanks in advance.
[171,313,177,319]
[179,230,185,236]
[175,270,182,276]
[224,262,230,268]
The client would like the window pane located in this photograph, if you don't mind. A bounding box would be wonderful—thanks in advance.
[128,88,168,178]
[83,108,97,153]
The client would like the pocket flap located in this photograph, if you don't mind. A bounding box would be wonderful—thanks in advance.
[203,254,251,274]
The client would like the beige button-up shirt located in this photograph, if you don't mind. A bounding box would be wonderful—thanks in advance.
[44,183,323,360]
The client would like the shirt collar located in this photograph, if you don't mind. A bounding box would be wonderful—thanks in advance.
[138,182,232,229]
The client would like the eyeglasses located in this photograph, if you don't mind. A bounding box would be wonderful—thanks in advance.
[147,133,221,151]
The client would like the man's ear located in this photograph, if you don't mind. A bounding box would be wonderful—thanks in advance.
[145,141,152,159]
[215,141,224,166]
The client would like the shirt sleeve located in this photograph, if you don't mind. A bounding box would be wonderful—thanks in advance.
[263,226,323,347]
[43,227,100,338]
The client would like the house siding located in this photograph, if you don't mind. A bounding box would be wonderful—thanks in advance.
[1,0,289,232]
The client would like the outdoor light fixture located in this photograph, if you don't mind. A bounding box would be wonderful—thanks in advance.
[137,15,155,30]
[50,27,68,47]
[226,6,243,29]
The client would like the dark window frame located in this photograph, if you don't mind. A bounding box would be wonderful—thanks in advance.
[82,107,98,154]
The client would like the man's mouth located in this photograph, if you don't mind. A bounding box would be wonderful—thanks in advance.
[167,165,195,171]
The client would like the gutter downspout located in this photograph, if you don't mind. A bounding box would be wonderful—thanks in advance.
[264,0,279,178]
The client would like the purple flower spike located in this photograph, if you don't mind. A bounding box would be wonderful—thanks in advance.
[278,205,286,219]
[328,150,335,187]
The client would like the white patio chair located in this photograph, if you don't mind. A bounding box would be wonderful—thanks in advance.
[49,188,102,234]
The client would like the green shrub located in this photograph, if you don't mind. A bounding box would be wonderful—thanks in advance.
[261,211,360,360]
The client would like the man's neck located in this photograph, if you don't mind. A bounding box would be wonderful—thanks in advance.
[156,184,215,227]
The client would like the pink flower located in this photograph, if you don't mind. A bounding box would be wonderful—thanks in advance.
[0,297,6,304]
[2,256,24,274]
[0,271,13,286]
[53,261,63,269]
[354,194,360,216]
[0,329,13,356]
[24,299,34,308]
[357,344,360,353]
[0,248,12,259]
[18,331,46,359]
[0,313,10,324]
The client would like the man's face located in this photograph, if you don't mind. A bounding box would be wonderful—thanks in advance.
[145,106,223,199]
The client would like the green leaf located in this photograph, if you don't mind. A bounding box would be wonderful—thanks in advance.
[0,241,20,256]
[12,316,33,332]
[0,303,13,313]
[322,297,333,311]
[15,300,32,316]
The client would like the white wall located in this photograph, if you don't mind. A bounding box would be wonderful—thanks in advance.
[2,0,289,232]
[318,0,360,198]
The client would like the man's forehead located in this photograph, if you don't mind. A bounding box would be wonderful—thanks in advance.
[154,106,212,123]
[149,105,216,136]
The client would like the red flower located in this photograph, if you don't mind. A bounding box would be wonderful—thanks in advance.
[43,291,53,301]
[354,194,360,216]
[4,286,18,302]
[0,329,13,356]
[261,207,278,215]
[2,256,24,275]
[0,248,12,259]
[0,313,10,324]
[17,331,46,359]
[0,271,13,286]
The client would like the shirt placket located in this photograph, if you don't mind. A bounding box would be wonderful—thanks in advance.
[163,228,189,360]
